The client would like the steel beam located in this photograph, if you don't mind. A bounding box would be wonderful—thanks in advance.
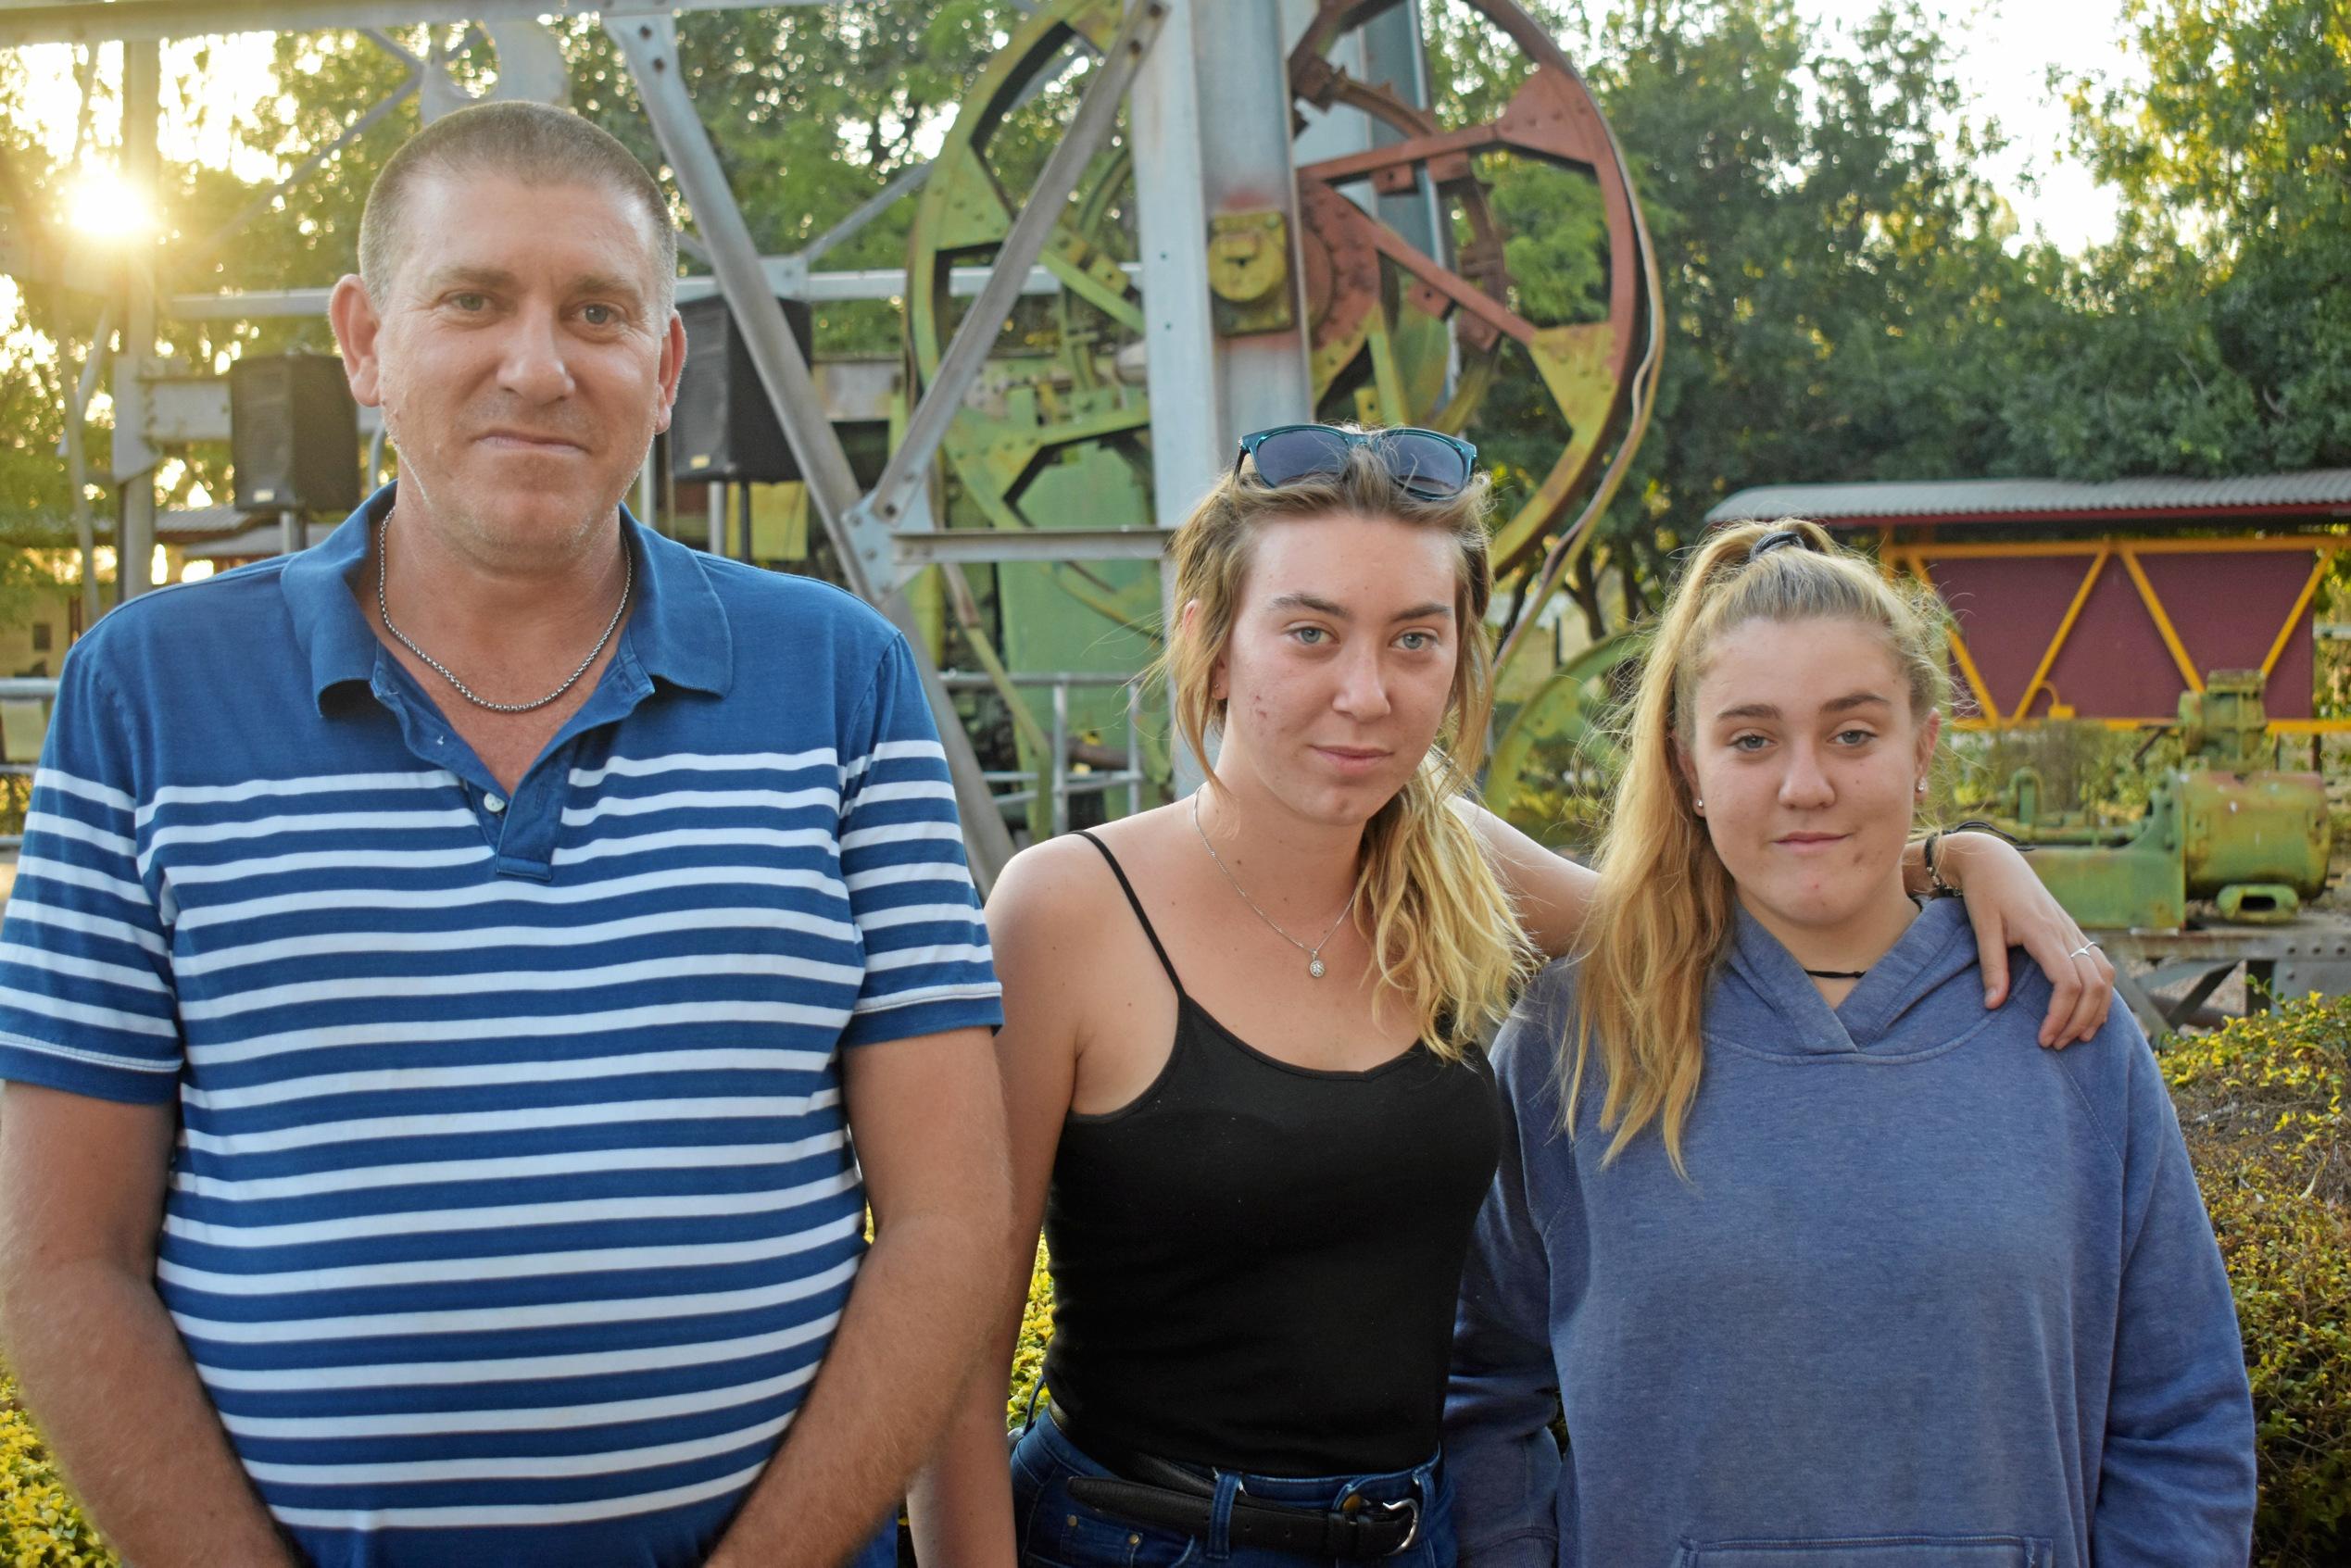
[1127,0,1213,795]
[57,291,99,629]
[798,159,931,266]
[1128,0,1321,793]
[161,262,1114,320]
[892,528,1169,571]
[134,358,897,443]
[846,0,1169,577]
[117,39,160,601]
[1192,0,1315,433]
[0,0,818,48]
[606,6,1015,884]
[1129,0,1219,527]
[1129,0,1317,490]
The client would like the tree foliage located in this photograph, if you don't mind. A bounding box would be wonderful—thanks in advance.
[2024,0,2351,475]
[1428,0,2049,633]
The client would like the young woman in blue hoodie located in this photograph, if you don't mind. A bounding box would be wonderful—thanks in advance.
[913,429,2122,1568]
[1445,520,2258,1568]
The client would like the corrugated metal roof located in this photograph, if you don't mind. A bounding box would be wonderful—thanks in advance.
[1704,470,2351,527]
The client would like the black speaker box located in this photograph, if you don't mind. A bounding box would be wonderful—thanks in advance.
[231,354,361,514]
[671,295,815,483]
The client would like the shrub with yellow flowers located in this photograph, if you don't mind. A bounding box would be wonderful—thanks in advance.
[1005,1240,1053,1430]
[0,1373,110,1567]
[2161,992,2351,1568]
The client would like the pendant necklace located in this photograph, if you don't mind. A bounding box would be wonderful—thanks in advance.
[376,513,632,715]
[1190,792,1360,980]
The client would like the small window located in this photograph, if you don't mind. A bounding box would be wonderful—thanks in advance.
[30,623,50,652]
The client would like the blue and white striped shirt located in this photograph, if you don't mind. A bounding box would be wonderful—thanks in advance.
[0,488,1001,1566]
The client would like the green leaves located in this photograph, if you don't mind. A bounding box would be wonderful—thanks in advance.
[2163,993,2351,1567]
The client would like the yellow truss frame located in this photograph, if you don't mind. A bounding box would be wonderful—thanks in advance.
[1877,533,2345,732]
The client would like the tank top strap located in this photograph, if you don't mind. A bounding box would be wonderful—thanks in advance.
[1073,830,1187,997]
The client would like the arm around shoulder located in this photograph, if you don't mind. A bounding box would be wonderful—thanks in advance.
[1454,800,1599,961]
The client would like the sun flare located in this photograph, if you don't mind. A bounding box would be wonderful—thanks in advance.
[62,168,157,243]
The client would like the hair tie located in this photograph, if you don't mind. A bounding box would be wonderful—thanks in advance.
[1748,528,1808,561]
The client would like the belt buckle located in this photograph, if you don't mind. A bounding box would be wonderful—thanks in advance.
[1377,1495,1420,1554]
[1342,1491,1417,1556]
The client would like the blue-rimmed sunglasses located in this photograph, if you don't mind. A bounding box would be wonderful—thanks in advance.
[1234,423,1479,501]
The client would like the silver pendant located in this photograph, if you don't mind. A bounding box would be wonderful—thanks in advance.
[1309,957,1326,979]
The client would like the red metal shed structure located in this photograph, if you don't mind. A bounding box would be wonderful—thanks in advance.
[1704,470,2351,734]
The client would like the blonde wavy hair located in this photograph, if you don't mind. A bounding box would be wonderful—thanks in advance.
[1156,440,1533,1060]
[1567,519,1953,1171]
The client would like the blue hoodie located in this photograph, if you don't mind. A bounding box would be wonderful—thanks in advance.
[1445,897,2256,1568]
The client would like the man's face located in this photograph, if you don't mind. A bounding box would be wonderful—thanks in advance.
[334,170,684,564]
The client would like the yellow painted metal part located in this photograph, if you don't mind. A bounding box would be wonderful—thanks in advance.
[2014,546,2110,719]
[1364,298,1412,428]
[2262,554,2330,679]
[1489,322,1619,568]
[1207,210,1296,333]
[1898,556,2002,723]
[2117,547,2205,694]
[1879,533,2349,733]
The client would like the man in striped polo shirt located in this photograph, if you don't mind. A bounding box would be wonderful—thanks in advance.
[0,103,1012,1567]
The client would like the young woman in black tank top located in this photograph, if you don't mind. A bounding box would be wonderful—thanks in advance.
[908,426,2118,1568]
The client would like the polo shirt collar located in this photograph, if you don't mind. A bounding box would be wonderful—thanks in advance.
[283,483,735,713]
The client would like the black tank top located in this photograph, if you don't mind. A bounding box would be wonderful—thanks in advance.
[1038,832,1503,1476]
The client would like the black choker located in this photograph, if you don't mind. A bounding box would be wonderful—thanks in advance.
[1803,967,1867,980]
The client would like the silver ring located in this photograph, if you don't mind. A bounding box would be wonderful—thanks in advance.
[2068,942,2100,960]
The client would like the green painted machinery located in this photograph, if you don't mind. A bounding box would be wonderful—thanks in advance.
[1992,671,2332,931]
[899,0,1661,834]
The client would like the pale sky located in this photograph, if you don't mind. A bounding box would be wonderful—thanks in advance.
[1796,0,2143,253]
[6,0,2143,253]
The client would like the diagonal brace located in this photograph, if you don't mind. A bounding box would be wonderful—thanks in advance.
[606,6,1017,884]
[843,0,1169,583]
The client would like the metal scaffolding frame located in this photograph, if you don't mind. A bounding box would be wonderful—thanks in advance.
[10,0,1364,883]
[0,1,821,47]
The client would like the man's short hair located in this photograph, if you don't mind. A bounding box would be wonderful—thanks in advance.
[358,101,679,312]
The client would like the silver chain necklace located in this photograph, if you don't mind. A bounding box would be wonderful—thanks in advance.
[375,514,632,715]
[1190,791,1362,980]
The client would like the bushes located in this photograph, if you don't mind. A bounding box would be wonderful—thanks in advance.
[0,1374,109,1567]
[1006,1240,1053,1429]
[2162,993,2351,1568]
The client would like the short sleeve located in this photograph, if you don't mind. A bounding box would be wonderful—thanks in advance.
[0,646,182,1102]
[836,634,1002,1047]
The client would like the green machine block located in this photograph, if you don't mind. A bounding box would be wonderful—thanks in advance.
[999,442,1160,834]
[2015,779,2189,933]
[2182,769,2331,904]
[1993,671,2333,932]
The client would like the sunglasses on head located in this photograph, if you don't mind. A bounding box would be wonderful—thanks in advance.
[1233,424,1479,501]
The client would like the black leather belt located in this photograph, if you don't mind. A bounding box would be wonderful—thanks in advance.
[1050,1402,1422,1560]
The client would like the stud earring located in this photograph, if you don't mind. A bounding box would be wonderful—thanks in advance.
[1692,797,1704,811]
[1917,781,1929,795]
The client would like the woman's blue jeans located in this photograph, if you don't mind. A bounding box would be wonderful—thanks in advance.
[1009,1408,1456,1568]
